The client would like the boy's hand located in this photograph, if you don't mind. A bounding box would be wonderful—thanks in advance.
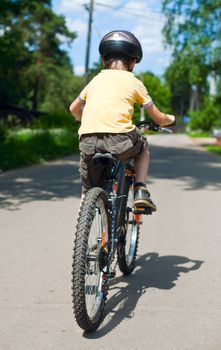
[166,114,176,126]
[144,103,176,127]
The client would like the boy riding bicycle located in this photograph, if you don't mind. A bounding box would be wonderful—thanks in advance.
[70,30,175,211]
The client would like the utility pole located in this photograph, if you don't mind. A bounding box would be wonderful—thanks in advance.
[84,0,94,85]
[140,74,145,121]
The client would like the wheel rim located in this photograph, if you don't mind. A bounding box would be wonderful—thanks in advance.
[125,188,138,266]
[85,198,108,320]
[125,218,138,266]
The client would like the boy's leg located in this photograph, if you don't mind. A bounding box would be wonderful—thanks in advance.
[134,147,149,183]
[134,148,157,211]
[105,129,156,211]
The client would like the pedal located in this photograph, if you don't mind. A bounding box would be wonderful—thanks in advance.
[109,271,116,279]
[132,207,153,215]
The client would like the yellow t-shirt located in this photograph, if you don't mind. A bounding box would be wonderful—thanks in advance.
[78,69,153,136]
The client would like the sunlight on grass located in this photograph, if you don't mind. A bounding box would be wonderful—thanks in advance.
[205,145,221,155]
[0,128,79,171]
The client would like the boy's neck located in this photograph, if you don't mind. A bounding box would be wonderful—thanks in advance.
[108,60,130,71]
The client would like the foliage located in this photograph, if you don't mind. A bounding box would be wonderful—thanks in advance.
[162,0,221,69]
[189,97,221,131]
[131,72,172,124]
[162,0,221,119]
[141,72,172,113]
[165,54,209,115]
[134,71,172,124]
[188,130,210,138]
[0,121,9,141]
[0,128,79,171]
[32,110,79,129]
[39,73,83,112]
[0,0,78,111]
[206,145,221,156]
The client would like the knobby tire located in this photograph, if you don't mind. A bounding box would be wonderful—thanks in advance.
[72,187,110,332]
[118,183,140,275]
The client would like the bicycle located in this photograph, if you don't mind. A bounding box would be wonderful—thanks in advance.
[71,121,173,332]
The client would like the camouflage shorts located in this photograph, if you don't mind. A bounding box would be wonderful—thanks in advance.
[79,127,148,192]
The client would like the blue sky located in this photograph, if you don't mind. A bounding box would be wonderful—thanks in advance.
[52,0,172,77]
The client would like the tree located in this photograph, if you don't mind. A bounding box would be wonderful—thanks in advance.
[162,0,221,112]
[0,0,77,111]
[141,72,172,113]
[161,0,221,129]
[162,0,221,68]
[165,54,209,115]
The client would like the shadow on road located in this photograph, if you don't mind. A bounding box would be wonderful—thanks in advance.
[0,143,220,210]
[84,252,203,338]
[149,144,221,191]
[0,156,81,210]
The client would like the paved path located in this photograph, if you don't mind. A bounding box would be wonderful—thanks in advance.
[0,135,221,350]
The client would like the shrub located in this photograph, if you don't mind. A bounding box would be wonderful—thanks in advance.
[189,98,221,131]
[32,110,79,130]
[0,122,9,141]
[0,129,79,171]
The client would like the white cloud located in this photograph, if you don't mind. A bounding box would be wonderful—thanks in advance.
[95,0,122,9]
[133,19,165,54]
[52,0,172,76]
[56,0,86,13]
[66,18,87,35]
[157,55,172,66]
[116,1,163,21]
[57,0,124,14]
[109,0,167,58]
[74,65,85,76]
[122,1,148,12]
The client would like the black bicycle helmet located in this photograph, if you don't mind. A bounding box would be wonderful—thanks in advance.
[99,30,143,63]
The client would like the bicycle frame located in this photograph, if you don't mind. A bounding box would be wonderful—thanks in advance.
[88,120,173,274]
[72,120,174,332]
[110,161,127,223]
[100,159,134,274]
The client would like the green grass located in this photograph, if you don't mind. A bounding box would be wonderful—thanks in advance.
[188,130,210,138]
[0,128,79,171]
[187,130,221,155]
[205,144,221,155]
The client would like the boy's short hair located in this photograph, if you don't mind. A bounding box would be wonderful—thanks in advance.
[103,52,134,70]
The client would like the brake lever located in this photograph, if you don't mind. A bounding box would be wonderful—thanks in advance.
[160,127,173,134]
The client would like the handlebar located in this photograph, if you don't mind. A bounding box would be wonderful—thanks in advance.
[136,120,174,134]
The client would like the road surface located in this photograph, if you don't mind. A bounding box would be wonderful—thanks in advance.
[0,134,221,350]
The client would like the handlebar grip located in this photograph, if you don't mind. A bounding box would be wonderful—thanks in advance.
[164,120,176,127]
[136,121,159,129]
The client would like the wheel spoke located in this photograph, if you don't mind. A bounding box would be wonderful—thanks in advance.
[72,188,110,331]
[118,185,139,275]
[85,199,108,320]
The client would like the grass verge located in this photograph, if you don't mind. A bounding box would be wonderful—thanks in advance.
[205,145,221,155]
[0,128,79,171]
[188,130,210,138]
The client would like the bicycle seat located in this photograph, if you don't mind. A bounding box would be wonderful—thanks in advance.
[92,153,117,163]
[88,153,117,188]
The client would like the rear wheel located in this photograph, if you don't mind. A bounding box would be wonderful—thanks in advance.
[118,185,140,275]
[72,188,110,332]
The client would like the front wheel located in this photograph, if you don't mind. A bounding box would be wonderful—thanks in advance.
[118,185,140,275]
[72,188,110,332]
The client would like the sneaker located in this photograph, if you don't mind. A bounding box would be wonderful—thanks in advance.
[134,186,157,211]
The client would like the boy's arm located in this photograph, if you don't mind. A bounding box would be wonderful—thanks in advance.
[144,103,175,127]
[135,80,175,126]
[69,97,85,121]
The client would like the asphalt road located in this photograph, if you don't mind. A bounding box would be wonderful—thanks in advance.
[0,134,221,350]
